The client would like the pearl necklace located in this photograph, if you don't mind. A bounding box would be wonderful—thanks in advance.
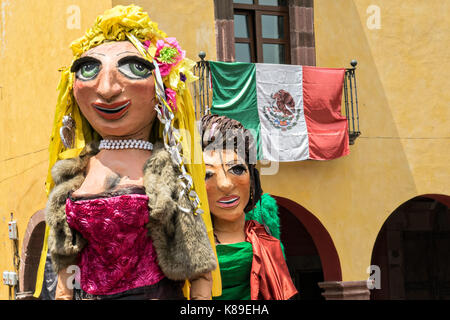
[99,139,153,151]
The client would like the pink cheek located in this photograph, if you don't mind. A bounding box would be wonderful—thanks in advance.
[73,79,86,90]
[205,184,218,204]
[73,82,95,105]
[234,177,251,195]
[205,183,215,195]
[233,175,250,186]
[133,83,155,98]
[135,77,155,91]
[73,83,86,98]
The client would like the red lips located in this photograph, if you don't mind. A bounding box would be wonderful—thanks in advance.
[92,100,131,120]
[217,195,240,208]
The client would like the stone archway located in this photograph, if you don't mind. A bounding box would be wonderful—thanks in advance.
[17,210,46,299]
[272,195,343,299]
[370,194,450,300]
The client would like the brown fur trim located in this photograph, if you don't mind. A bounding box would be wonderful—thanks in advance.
[45,143,99,272]
[45,141,217,279]
[143,146,217,280]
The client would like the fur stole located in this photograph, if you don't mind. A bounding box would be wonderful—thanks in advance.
[45,141,217,281]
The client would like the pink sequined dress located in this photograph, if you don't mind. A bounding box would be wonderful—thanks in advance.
[66,188,166,296]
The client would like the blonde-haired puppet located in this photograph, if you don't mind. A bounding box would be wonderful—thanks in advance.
[43,5,219,300]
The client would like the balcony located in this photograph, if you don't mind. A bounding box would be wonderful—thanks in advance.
[191,52,361,145]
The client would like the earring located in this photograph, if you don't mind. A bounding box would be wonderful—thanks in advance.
[247,188,254,212]
[60,115,75,149]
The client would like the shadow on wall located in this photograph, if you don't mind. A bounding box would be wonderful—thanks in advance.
[315,0,420,197]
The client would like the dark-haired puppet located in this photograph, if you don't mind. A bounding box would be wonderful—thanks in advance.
[200,114,297,300]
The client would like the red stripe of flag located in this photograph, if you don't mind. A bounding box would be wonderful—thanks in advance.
[303,66,349,160]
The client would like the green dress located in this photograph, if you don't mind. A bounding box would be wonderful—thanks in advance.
[213,194,286,300]
[213,242,253,300]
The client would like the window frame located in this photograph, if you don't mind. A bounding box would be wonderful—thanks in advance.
[234,2,290,64]
[234,10,257,62]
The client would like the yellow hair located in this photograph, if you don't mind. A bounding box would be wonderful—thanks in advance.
[39,4,221,298]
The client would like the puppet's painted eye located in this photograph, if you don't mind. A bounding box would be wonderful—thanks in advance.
[205,170,214,180]
[118,60,152,79]
[229,164,248,176]
[76,62,101,81]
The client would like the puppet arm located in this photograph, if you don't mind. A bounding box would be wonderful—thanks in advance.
[55,267,74,300]
[189,272,212,300]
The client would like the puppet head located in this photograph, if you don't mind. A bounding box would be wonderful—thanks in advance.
[46,5,204,217]
[200,114,263,214]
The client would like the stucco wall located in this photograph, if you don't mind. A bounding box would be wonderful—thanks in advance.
[113,0,217,61]
[262,0,449,281]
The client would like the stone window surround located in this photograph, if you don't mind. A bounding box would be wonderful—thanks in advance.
[214,0,316,66]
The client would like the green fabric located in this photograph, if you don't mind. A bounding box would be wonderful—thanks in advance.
[213,195,287,300]
[213,242,253,300]
[246,193,281,240]
[209,61,262,159]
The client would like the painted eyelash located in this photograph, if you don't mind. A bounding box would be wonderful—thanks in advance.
[70,56,100,73]
[229,163,247,169]
[204,164,247,179]
[70,56,154,74]
[229,164,248,173]
[205,171,214,180]
[117,56,154,71]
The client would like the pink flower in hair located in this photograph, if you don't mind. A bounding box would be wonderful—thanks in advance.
[155,37,185,77]
[165,88,177,112]
[143,40,151,50]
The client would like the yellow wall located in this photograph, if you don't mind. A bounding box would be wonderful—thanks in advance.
[262,0,449,281]
[112,0,217,61]
[0,0,112,300]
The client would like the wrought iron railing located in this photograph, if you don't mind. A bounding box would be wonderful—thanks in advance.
[344,60,361,145]
[191,53,361,145]
[191,51,212,120]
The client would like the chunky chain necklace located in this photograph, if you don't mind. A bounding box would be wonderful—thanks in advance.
[99,139,153,151]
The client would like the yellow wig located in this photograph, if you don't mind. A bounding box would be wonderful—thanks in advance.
[35,5,220,298]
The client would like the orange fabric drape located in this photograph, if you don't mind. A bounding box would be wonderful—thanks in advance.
[245,220,298,300]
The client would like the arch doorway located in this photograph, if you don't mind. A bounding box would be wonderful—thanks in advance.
[17,210,56,300]
[273,196,342,300]
[370,194,450,300]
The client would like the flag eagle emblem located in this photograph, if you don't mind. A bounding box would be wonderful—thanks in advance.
[262,89,301,132]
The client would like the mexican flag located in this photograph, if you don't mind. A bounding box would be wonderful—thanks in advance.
[209,61,349,162]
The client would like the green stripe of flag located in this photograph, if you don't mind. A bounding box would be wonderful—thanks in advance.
[210,61,263,159]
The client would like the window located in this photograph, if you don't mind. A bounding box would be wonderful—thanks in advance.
[233,0,290,64]
[213,0,315,65]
